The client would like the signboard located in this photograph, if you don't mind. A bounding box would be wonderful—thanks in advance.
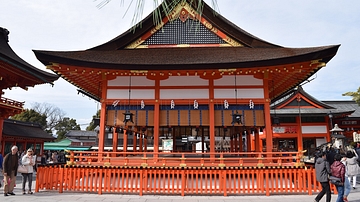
[162,139,173,152]
[353,132,360,142]
[273,126,297,134]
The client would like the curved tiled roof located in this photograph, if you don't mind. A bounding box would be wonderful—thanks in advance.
[31,0,340,101]
[34,45,339,70]
[0,27,58,90]
[3,119,55,140]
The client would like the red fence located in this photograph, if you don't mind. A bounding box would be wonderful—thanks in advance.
[36,164,332,196]
[35,151,337,196]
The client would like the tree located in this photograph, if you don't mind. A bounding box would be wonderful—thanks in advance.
[11,109,47,130]
[55,117,81,141]
[96,0,219,30]
[343,87,360,105]
[86,110,101,131]
[31,102,66,133]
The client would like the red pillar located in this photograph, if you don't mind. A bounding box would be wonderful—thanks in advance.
[263,78,273,152]
[98,75,108,157]
[0,118,3,154]
[112,129,118,156]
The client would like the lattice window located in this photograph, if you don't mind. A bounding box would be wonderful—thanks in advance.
[143,18,226,45]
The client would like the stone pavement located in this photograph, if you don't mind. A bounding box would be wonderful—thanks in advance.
[1,174,359,202]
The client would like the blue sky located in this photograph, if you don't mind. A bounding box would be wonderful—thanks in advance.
[1,0,360,129]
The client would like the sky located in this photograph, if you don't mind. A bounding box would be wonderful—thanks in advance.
[1,0,360,130]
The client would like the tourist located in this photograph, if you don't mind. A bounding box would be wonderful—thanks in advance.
[2,145,19,196]
[331,154,346,202]
[341,155,351,202]
[346,150,360,189]
[314,151,331,202]
[21,148,35,195]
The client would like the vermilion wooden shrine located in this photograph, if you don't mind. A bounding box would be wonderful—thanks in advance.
[33,0,340,196]
[0,27,58,154]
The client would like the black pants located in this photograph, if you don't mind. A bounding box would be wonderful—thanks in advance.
[315,181,331,202]
[21,173,33,192]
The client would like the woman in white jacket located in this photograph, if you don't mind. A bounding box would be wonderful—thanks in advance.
[346,149,360,189]
[21,148,34,194]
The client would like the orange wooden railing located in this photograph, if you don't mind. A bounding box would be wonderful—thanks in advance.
[0,96,24,108]
[34,151,338,196]
[36,164,331,196]
[64,151,305,168]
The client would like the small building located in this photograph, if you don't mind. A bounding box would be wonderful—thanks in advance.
[269,86,354,157]
[2,119,55,154]
[65,130,96,151]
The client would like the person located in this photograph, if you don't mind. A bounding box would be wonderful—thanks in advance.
[326,146,336,166]
[341,155,351,202]
[0,152,3,188]
[51,152,58,163]
[2,145,19,196]
[21,148,35,195]
[314,151,331,202]
[346,149,360,189]
[331,154,346,202]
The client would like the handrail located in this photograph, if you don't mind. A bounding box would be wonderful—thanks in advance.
[0,96,24,108]
[65,151,306,168]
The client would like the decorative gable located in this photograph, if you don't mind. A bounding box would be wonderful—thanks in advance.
[143,18,226,45]
[126,2,243,49]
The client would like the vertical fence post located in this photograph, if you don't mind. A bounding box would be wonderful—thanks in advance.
[59,165,64,193]
[223,169,227,196]
[181,168,185,196]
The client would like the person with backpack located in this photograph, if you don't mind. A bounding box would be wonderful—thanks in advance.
[314,151,331,202]
[331,154,346,202]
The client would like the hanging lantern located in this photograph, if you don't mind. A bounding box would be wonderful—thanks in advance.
[115,127,124,134]
[123,110,134,124]
[231,111,242,125]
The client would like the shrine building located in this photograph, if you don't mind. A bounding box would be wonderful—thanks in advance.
[33,0,340,155]
[31,0,346,196]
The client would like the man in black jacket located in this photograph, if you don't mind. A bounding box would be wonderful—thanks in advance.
[314,151,331,202]
[2,145,18,196]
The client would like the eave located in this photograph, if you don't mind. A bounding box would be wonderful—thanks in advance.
[33,45,339,101]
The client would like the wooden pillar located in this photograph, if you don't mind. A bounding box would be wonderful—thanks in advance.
[112,129,118,156]
[209,79,215,159]
[255,128,260,152]
[98,76,108,157]
[234,132,238,152]
[123,129,128,154]
[133,130,137,152]
[326,116,332,142]
[263,78,273,152]
[239,130,243,152]
[153,80,160,160]
[0,118,4,151]
[297,95,303,152]
[144,131,148,152]
[139,132,143,152]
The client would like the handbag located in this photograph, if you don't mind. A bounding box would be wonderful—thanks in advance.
[329,176,342,186]
[17,165,28,173]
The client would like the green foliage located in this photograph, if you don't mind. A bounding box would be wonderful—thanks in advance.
[96,0,219,31]
[342,87,360,105]
[11,109,47,129]
[86,110,101,131]
[54,117,81,141]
